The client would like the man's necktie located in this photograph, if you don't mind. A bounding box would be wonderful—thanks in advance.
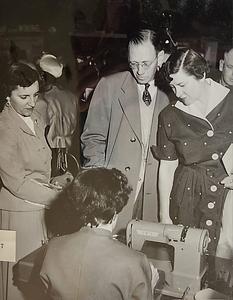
[142,83,152,106]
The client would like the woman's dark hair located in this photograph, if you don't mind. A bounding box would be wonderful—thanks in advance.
[46,168,132,235]
[162,48,209,83]
[0,62,40,111]
[5,62,40,96]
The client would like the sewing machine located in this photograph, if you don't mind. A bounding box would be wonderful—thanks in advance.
[126,220,210,299]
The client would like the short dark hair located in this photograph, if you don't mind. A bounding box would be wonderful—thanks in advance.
[128,29,161,52]
[6,62,39,95]
[163,48,209,83]
[46,168,132,235]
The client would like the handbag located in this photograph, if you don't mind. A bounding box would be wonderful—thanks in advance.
[52,147,80,178]
[13,244,50,300]
[13,243,48,285]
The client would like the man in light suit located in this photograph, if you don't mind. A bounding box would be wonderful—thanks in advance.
[40,168,157,300]
[81,29,169,232]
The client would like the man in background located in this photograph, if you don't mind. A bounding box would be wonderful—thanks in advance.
[210,47,233,89]
[219,47,233,89]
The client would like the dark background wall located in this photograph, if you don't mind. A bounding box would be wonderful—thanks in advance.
[0,0,232,90]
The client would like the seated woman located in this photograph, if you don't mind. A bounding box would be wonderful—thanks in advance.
[0,62,61,300]
[152,48,233,258]
[40,167,156,300]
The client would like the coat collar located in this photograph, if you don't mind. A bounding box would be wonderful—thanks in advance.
[3,103,39,136]
[118,72,142,141]
[175,78,229,129]
[116,72,168,143]
[81,226,113,238]
[105,72,169,166]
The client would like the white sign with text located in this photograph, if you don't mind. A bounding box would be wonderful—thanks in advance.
[0,230,16,262]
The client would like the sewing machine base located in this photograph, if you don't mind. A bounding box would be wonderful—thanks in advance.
[149,257,208,299]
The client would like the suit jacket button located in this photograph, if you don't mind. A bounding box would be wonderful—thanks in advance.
[125,166,130,172]
[130,137,136,142]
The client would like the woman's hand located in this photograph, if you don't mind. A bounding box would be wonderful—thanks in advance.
[50,172,74,188]
[221,175,233,189]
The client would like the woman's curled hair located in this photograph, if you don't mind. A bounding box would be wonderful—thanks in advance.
[46,168,132,235]
[162,48,209,83]
[0,62,40,111]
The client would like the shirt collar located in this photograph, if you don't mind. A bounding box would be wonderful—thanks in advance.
[175,78,229,119]
[137,79,154,90]
[81,226,113,237]
[220,77,233,90]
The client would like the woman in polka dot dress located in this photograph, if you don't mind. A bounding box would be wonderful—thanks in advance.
[153,48,233,257]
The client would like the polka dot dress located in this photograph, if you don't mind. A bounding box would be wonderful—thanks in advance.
[154,91,233,254]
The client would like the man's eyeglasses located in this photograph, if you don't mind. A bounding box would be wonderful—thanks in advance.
[129,57,157,70]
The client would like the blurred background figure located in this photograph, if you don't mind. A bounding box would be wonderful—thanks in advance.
[210,47,233,90]
[38,54,79,177]
[0,62,60,300]
[219,48,233,89]
[41,167,157,300]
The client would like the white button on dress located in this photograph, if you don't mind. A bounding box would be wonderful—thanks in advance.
[210,185,217,192]
[208,202,215,209]
[211,153,219,160]
[206,220,213,226]
[207,130,214,137]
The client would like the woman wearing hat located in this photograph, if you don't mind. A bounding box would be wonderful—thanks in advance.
[0,63,60,300]
[38,54,79,176]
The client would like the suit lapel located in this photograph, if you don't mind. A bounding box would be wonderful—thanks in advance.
[118,73,142,141]
[6,104,35,136]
